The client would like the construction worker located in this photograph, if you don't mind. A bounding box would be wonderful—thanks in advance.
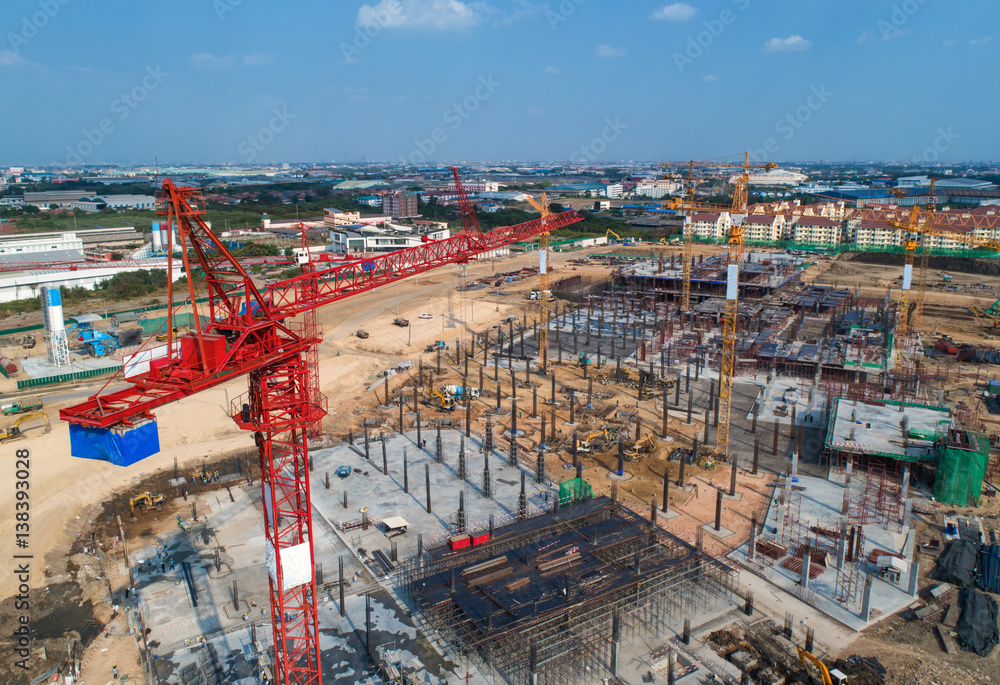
[112,664,119,678]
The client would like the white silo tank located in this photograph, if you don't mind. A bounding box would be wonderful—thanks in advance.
[151,227,162,251]
[40,286,70,366]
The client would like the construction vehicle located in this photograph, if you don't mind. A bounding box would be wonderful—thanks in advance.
[443,385,479,399]
[429,389,457,411]
[796,647,846,685]
[129,492,165,516]
[356,329,369,339]
[156,326,190,343]
[57,173,584,685]
[576,429,608,453]
[578,352,591,367]
[2,399,43,416]
[393,316,409,327]
[605,229,622,243]
[22,334,35,349]
[425,340,447,352]
[0,411,50,443]
[625,434,655,460]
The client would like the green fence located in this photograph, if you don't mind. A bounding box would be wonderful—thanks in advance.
[16,365,118,390]
[934,432,991,507]
[559,478,594,508]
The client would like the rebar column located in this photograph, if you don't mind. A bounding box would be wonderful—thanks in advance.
[532,386,538,417]
[550,372,556,405]
[772,421,779,455]
[436,346,441,374]
[518,471,527,519]
[540,414,547,451]
[465,394,471,438]
[662,388,669,438]
[338,556,345,617]
[678,447,686,486]
[587,378,593,406]
[435,422,442,464]
[425,464,432,513]
[398,392,404,432]
[617,435,624,476]
[752,437,760,475]
[403,447,409,493]
[715,487,723,531]
[662,468,670,512]
[496,382,502,411]
[730,460,738,496]
[457,491,466,533]
[458,436,466,481]
[687,393,693,424]
[510,397,519,466]
[416,405,422,448]
[483,442,492,498]
[364,426,370,460]
[381,435,388,476]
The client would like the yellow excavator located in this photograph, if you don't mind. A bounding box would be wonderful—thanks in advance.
[575,429,608,453]
[0,410,51,443]
[797,647,846,685]
[429,389,456,412]
[625,434,655,460]
[129,492,165,518]
[605,229,622,243]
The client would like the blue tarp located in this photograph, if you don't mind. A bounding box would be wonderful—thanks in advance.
[69,420,160,466]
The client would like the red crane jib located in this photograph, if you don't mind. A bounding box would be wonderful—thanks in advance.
[58,209,583,430]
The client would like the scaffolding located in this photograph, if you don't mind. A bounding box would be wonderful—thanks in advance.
[397,497,739,685]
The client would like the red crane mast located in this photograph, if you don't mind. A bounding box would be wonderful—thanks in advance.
[59,177,583,684]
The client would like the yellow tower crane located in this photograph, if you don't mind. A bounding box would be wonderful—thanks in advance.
[524,191,552,372]
[661,153,777,312]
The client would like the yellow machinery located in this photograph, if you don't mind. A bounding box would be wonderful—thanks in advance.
[796,646,846,685]
[576,429,608,453]
[156,326,189,342]
[524,191,552,372]
[429,389,456,411]
[605,229,622,242]
[129,492,165,517]
[625,434,655,460]
[0,410,51,443]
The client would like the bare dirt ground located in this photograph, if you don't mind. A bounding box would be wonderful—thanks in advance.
[7,244,1000,682]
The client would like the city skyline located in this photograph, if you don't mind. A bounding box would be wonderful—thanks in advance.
[1,0,997,166]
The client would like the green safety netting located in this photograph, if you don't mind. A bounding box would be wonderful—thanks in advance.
[137,313,210,336]
[559,478,593,508]
[934,432,991,507]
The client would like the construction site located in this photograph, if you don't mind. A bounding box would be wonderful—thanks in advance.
[5,165,1000,685]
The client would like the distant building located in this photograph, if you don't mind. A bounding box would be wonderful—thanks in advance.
[689,212,731,240]
[634,179,680,199]
[742,214,787,242]
[594,200,611,211]
[731,169,808,186]
[605,184,624,199]
[791,216,841,245]
[21,191,155,212]
[357,195,383,207]
[449,180,499,193]
[382,191,419,219]
[329,223,449,256]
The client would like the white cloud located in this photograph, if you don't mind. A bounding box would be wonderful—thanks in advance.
[857,31,871,45]
[545,65,560,76]
[762,35,811,53]
[357,0,480,31]
[0,50,22,67]
[189,53,237,70]
[525,105,544,117]
[651,3,696,22]
[943,39,956,47]
[969,36,993,45]
[243,53,275,66]
[596,44,627,58]
[702,74,718,82]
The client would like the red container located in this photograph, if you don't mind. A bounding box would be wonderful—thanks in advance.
[449,534,471,550]
[471,533,490,546]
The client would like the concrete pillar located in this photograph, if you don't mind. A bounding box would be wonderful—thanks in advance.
[715,488,723,531]
[662,389,669,438]
[908,558,920,597]
[617,436,624,476]
[837,519,847,569]
[861,572,873,621]
[800,544,811,589]
[748,515,757,561]
[403,447,409,493]
[752,437,760,475]
[678,447,686,487]
[662,468,670,512]
[532,386,538,417]
[610,612,621,677]
[730,460,738,497]
[425,463,432,513]
[338,556,345,617]
[382,435,388,476]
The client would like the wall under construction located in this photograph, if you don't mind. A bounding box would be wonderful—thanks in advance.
[398,497,739,685]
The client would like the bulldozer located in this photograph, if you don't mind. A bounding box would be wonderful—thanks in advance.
[0,410,51,443]
[356,329,370,339]
[129,492,165,519]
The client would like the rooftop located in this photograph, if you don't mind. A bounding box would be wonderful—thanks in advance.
[826,399,952,461]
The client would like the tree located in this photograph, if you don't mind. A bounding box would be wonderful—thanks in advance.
[22,205,40,214]
[49,204,60,211]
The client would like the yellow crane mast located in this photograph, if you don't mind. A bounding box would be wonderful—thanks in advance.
[524,191,552,372]
[716,212,745,462]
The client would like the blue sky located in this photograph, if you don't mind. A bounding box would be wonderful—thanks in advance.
[1,0,997,166]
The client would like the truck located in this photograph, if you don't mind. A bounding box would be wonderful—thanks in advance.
[425,340,447,352]
[443,385,480,399]
[2,400,43,416]
[356,329,370,339]
[393,317,409,327]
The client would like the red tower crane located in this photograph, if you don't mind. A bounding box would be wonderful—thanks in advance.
[59,177,583,684]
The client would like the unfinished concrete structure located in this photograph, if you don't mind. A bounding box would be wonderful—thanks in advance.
[400,496,740,685]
